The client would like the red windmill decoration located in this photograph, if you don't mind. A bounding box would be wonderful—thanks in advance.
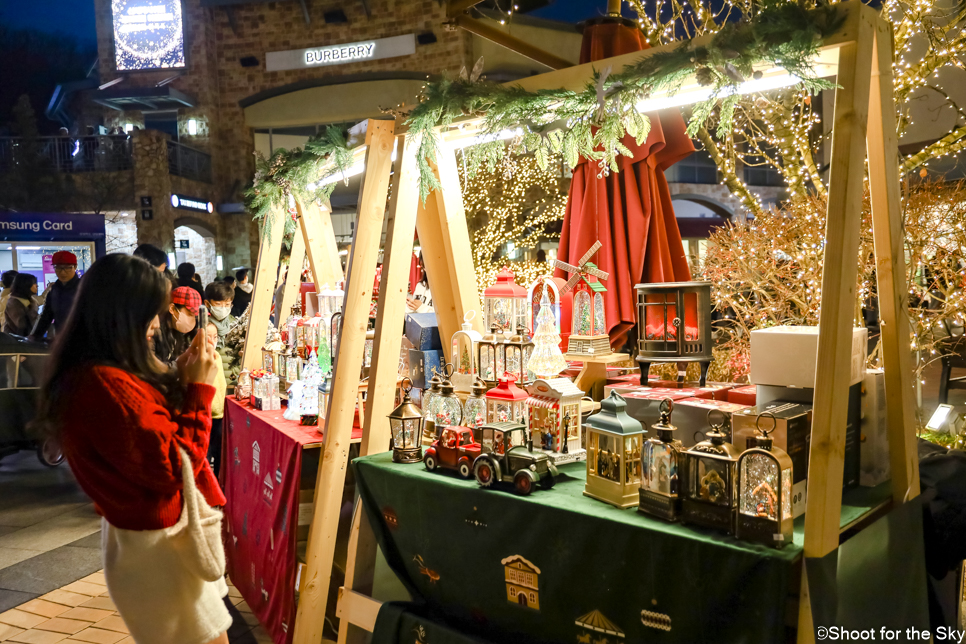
[554,241,612,357]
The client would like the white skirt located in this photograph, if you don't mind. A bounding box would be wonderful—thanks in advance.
[102,518,233,644]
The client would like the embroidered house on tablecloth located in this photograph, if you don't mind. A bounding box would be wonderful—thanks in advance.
[526,378,586,464]
[502,555,540,610]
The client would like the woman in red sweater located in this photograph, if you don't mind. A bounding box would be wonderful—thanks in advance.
[35,254,230,644]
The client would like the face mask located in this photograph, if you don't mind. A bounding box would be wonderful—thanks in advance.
[210,305,231,321]
[173,309,196,333]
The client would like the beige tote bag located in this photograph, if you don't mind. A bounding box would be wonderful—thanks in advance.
[166,446,226,582]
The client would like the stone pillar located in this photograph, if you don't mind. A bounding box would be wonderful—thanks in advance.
[131,129,176,254]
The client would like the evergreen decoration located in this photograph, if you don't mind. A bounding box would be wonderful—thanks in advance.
[246,126,354,239]
[526,289,567,379]
[405,0,841,201]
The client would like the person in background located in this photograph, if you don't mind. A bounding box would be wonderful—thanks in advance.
[408,255,433,313]
[204,322,226,478]
[34,254,229,644]
[31,251,81,342]
[154,286,200,366]
[3,273,39,336]
[177,263,204,300]
[222,276,236,290]
[134,244,169,273]
[231,268,253,318]
[0,270,18,330]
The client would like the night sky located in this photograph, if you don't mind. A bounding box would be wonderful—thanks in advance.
[0,0,634,45]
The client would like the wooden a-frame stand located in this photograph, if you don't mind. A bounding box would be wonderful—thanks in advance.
[243,5,920,642]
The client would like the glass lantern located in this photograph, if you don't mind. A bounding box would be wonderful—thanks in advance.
[434,368,464,428]
[422,370,443,423]
[261,347,275,373]
[477,324,507,387]
[285,301,302,350]
[567,266,611,356]
[305,315,324,358]
[506,326,535,386]
[682,409,741,533]
[583,391,645,508]
[485,373,528,425]
[451,310,482,394]
[361,329,375,379]
[484,268,527,333]
[329,311,342,365]
[317,373,332,423]
[389,378,426,463]
[640,399,685,521]
[462,378,488,430]
[285,348,302,383]
[235,369,252,401]
[736,413,795,548]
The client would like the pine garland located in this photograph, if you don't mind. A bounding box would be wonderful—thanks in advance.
[245,126,354,238]
[406,0,842,202]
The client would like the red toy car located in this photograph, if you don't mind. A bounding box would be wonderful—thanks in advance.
[423,426,482,478]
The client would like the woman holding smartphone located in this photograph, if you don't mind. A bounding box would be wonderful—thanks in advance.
[35,254,230,644]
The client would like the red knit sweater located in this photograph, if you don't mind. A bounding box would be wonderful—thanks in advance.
[61,365,226,530]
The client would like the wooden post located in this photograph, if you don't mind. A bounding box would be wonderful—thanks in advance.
[278,221,306,321]
[298,199,344,289]
[292,119,396,644]
[415,181,460,345]
[240,208,286,371]
[866,22,921,503]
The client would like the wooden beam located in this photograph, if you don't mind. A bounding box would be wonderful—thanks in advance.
[240,209,285,371]
[298,199,344,289]
[292,119,396,644]
[337,504,381,644]
[415,181,460,348]
[866,22,921,502]
[450,15,572,71]
[278,221,306,321]
[359,133,419,457]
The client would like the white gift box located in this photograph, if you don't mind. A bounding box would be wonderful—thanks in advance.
[750,325,868,388]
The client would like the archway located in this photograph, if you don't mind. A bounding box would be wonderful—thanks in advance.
[670,195,734,273]
[174,216,218,286]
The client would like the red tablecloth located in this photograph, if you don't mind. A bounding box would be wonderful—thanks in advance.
[222,399,364,643]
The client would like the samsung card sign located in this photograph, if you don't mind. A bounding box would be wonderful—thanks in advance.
[266,34,416,72]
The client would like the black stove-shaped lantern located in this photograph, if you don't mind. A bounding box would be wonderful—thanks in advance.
[634,281,713,385]
[682,409,741,533]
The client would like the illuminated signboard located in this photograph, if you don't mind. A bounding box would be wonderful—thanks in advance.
[266,34,416,72]
[171,194,214,213]
[112,0,186,71]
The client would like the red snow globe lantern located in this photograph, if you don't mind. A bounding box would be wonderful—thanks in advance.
[484,268,527,334]
[485,373,528,425]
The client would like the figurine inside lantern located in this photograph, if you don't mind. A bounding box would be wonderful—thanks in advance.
[583,391,645,508]
[462,378,488,430]
[554,241,612,357]
[389,378,426,463]
[528,275,571,353]
[505,325,535,386]
[526,378,587,464]
[433,365,464,429]
[639,398,685,521]
[682,409,741,533]
[451,310,482,394]
[736,413,794,548]
[485,372,529,427]
[484,268,527,336]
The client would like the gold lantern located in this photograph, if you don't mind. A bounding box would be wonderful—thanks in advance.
[583,391,645,508]
[682,409,741,533]
[389,378,427,463]
[736,413,794,548]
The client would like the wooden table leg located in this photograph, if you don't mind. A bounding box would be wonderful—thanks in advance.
[574,361,608,400]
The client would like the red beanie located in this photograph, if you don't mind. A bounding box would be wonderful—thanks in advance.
[52,251,77,265]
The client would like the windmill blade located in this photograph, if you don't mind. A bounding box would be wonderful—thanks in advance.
[586,266,610,281]
[554,259,580,274]
[561,273,581,293]
[576,240,603,268]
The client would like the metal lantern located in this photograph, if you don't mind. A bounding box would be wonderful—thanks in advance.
[434,365,464,428]
[484,268,527,333]
[285,301,302,350]
[736,413,794,548]
[389,378,426,463]
[422,370,443,422]
[640,398,686,521]
[235,369,252,401]
[261,347,275,373]
[305,315,324,357]
[506,325,535,386]
[477,324,508,387]
[329,310,343,365]
[583,391,645,508]
[451,310,482,394]
[682,409,741,533]
[285,348,302,382]
[485,373,529,425]
[463,378,488,430]
[317,373,332,423]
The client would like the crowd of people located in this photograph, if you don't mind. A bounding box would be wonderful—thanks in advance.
[0,245,256,644]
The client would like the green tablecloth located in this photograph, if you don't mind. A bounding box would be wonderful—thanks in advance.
[355,453,812,643]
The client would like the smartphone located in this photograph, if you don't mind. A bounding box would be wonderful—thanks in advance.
[198,306,208,334]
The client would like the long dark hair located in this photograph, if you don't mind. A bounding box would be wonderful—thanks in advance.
[35,254,179,437]
[11,273,37,300]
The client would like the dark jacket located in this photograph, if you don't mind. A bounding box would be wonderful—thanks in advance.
[31,276,80,340]
[4,297,39,336]
[232,284,253,317]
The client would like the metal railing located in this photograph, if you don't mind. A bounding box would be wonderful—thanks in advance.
[0,135,133,173]
[167,140,212,184]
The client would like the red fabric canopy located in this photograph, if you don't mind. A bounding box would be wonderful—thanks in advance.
[555,21,695,350]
